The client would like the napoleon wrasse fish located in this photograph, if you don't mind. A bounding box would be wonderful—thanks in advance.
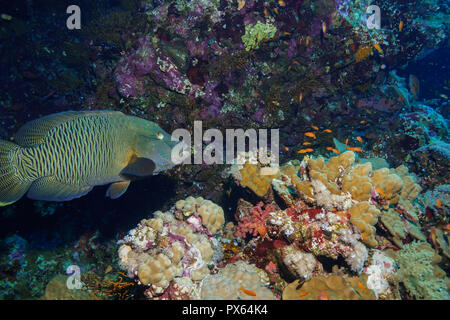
[0,111,177,206]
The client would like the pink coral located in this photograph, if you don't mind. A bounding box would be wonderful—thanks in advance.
[235,202,274,238]
[115,36,196,98]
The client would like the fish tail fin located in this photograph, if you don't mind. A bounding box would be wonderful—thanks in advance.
[0,140,31,206]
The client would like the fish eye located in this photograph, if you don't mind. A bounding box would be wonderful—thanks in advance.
[156,132,164,140]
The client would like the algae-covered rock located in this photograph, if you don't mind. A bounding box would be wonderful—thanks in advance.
[241,21,277,51]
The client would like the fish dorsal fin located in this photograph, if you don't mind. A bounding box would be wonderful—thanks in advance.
[15,110,124,147]
[121,155,156,177]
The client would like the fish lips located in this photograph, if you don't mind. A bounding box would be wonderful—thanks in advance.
[151,139,185,173]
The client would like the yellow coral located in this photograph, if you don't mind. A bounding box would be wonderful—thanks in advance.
[342,163,373,201]
[196,200,225,234]
[372,168,404,204]
[41,275,94,300]
[137,253,181,287]
[176,196,225,234]
[239,162,279,197]
[308,151,355,195]
[354,45,373,62]
[278,161,314,199]
[349,201,380,247]
[283,274,376,300]
[380,208,406,247]
[200,261,275,300]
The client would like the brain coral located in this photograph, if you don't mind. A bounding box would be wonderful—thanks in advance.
[174,196,225,234]
[283,274,376,300]
[200,260,276,300]
[117,197,225,291]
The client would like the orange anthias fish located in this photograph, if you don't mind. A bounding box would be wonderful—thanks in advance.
[323,129,332,133]
[304,132,316,139]
[345,138,349,146]
[303,142,312,145]
[399,20,404,32]
[346,147,363,152]
[326,147,340,154]
[356,136,363,143]
[376,187,386,198]
[293,60,300,65]
[278,0,286,7]
[298,292,309,297]
[298,148,313,154]
[241,286,256,296]
[436,199,442,208]
[284,146,289,151]
[318,291,330,300]
[274,7,279,14]
[429,227,438,251]
[357,281,367,292]
[373,43,383,54]
[322,21,327,35]
[299,92,303,104]
[264,8,268,18]
[312,125,319,131]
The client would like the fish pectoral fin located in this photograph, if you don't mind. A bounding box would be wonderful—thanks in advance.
[106,181,130,199]
[27,177,93,201]
[120,157,155,177]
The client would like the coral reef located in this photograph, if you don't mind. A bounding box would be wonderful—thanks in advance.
[0,0,448,302]
[388,241,448,300]
[283,274,376,300]
[174,196,225,235]
[117,199,224,292]
[241,21,277,51]
[40,275,94,300]
[231,150,448,300]
[200,260,275,300]
[233,151,426,249]
[363,250,398,299]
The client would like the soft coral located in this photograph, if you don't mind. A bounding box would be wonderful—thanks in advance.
[235,202,274,238]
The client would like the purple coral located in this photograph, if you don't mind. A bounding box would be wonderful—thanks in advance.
[115,36,194,98]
